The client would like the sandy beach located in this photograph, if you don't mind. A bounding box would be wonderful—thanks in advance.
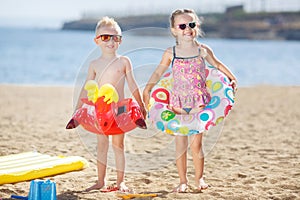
[0,84,299,200]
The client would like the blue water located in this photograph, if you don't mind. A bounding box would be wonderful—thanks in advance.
[0,27,299,87]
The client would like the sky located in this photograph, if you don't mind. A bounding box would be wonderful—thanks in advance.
[0,0,299,29]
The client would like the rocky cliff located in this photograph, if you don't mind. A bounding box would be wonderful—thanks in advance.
[62,7,300,40]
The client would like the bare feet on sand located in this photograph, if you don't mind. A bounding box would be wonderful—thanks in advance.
[198,177,209,190]
[173,183,188,193]
[84,181,105,192]
[84,181,132,193]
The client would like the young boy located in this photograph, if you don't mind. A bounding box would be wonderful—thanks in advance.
[75,16,146,192]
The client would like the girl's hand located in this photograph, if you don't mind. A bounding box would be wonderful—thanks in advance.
[230,80,238,94]
[142,90,150,110]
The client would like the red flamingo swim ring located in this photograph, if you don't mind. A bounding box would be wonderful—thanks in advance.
[66,81,146,135]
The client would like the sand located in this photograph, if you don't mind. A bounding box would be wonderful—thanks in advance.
[0,84,299,200]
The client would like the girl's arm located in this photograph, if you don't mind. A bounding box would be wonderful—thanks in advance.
[202,44,238,90]
[143,48,172,109]
[123,56,147,118]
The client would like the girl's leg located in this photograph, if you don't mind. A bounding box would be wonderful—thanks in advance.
[175,135,188,186]
[190,133,208,190]
[112,134,128,191]
[85,134,109,192]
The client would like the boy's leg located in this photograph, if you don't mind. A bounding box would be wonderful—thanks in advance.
[190,133,208,190]
[85,134,109,192]
[175,135,188,185]
[112,134,126,188]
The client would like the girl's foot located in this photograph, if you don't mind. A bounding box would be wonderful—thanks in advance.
[198,177,209,190]
[173,183,188,193]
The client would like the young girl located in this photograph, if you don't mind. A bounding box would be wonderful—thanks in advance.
[143,9,237,192]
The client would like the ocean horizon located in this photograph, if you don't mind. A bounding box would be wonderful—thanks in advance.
[0,27,299,87]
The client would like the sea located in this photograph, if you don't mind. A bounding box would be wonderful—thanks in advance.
[0,27,299,87]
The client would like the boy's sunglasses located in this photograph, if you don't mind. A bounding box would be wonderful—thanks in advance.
[177,22,197,30]
[95,34,122,42]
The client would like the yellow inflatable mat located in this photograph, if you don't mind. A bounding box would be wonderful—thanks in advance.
[0,151,88,185]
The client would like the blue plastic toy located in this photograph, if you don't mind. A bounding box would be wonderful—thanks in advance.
[11,180,56,200]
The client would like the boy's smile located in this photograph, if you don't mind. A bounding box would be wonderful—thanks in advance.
[95,26,122,53]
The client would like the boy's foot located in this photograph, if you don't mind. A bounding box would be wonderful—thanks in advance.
[84,181,105,192]
[198,178,209,190]
[173,183,188,193]
[85,182,133,193]
[118,182,133,193]
[100,185,119,193]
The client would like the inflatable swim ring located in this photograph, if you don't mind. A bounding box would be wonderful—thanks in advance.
[148,65,235,136]
[66,81,146,135]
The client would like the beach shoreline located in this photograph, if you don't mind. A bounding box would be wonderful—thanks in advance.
[0,84,299,199]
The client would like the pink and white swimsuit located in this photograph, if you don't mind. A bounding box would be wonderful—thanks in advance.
[169,46,211,113]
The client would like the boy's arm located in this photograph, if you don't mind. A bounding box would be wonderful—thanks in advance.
[123,57,147,118]
[74,62,96,111]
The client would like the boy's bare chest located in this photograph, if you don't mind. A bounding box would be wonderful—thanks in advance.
[95,61,125,79]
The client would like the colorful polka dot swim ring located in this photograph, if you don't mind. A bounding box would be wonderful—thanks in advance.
[148,65,235,136]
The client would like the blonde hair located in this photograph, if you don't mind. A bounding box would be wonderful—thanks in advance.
[170,8,204,37]
[95,16,122,36]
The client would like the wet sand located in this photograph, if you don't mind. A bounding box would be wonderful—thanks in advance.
[0,84,299,199]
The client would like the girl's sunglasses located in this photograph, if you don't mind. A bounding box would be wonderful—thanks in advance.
[95,34,122,42]
[177,22,197,30]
